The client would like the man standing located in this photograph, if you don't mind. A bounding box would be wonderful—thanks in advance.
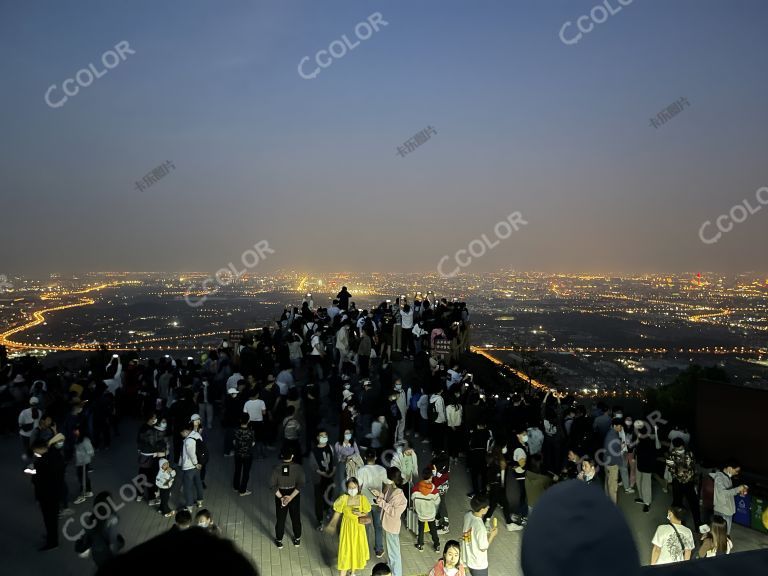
[710,460,748,534]
[309,429,336,528]
[270,446,305,548]
[179,424,204,510]
[603,418,624,504]
[667,437,701,530]
[428,388,447,454]
[392,378,407,444]
[650,506,695,564]
[27,440,59,550]
[357,449,388,558]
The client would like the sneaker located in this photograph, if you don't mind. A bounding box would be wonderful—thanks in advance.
[643,505,650,513]
[375,550,384,558]
[437,527,450,535]
[73,496,87,505]
[634,498,644,504]
[275,539,284,549]
[164,511,176,518]
[466,492,475,499]
[433,543,441,552]
[624,488,635,494]
[135,496,144,502]
[196,500,203,508]
[149,498,161,507]
[293,538,301,548]
[240,490,252,496]
[58,508,74,517]
[84,491,94,498]
[506,522,524,531]
[421,439,430,444]
[414,543,424,552]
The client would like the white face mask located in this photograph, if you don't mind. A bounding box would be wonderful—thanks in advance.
[348,488,359,497]
[344,433,352,441]
[501,447,508,455]
[318,436,328,445]
[521,434,529,444]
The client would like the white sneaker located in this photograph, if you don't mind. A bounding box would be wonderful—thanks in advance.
[506,522,524,531]
[73,496,87,505]
[624,488,635,494]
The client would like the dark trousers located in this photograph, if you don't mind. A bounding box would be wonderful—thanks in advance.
[672,479,701,529]
[77,465,92,494]
[417,519,440,547]
[359,355,370,377]
[138,466,157,500]
[39,498,59,546]
[224,427,235,455]
[233,455,253,493]
[314,477,333,524]
[275,491,302,541]
[485,485,512,523]
[468,452,488,495]
[402,328,413,356]
[514,478,528,519]
[430,422,447,453]
[159,487,172,514]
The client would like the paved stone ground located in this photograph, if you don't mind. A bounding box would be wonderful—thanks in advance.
[3,394,766,575]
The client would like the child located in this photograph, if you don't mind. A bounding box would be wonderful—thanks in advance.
[411,468,441,552]
[429,540,466,576]
[431,453,451,534]
[73,429,95,504]
[462,495,499,576]
[155,458,176,517]
[195,508,222,535]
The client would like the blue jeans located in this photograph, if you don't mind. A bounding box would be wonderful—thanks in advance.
[385,531,402,576]
[370,504,384,555]
[182,468,204,507]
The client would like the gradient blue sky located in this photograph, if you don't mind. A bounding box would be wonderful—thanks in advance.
[1,0,767,275]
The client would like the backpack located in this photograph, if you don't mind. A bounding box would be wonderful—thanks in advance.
[345,452,364,479]
[428,396,440,423]
[194,437,209,466]
[283,417,301,440]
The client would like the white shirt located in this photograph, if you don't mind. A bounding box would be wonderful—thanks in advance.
[462,512,490,569]
[180,431,202,470]
[400,308,414,329]
[226,372,243,390]
[357,463,387,503]
[310,334,322,356]
[652,523,694,564]
[243,398,266,422]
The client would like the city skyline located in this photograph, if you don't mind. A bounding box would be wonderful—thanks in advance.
[2,1,768,274]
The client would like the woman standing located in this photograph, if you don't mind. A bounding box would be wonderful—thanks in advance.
[429,540,466,576]
[699,516,733,558]
[334,429,361,495]
[325,477,372,576]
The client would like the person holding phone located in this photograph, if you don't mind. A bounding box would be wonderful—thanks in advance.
[325,477,372,576]
[373,468,407,576]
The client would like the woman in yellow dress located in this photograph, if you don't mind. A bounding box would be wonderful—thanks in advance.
[325,477,371,576]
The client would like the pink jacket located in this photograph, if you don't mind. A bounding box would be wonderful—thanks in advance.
[429,560,466,576]
[375,486,408,534]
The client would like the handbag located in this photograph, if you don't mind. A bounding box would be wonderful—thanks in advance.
[358,514,372,525]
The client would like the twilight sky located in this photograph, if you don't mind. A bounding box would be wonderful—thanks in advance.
[1,0,767,275]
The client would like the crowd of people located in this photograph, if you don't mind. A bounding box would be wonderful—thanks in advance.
[3,287,753,574]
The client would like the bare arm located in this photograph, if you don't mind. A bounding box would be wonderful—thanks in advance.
[651,545,661,565]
